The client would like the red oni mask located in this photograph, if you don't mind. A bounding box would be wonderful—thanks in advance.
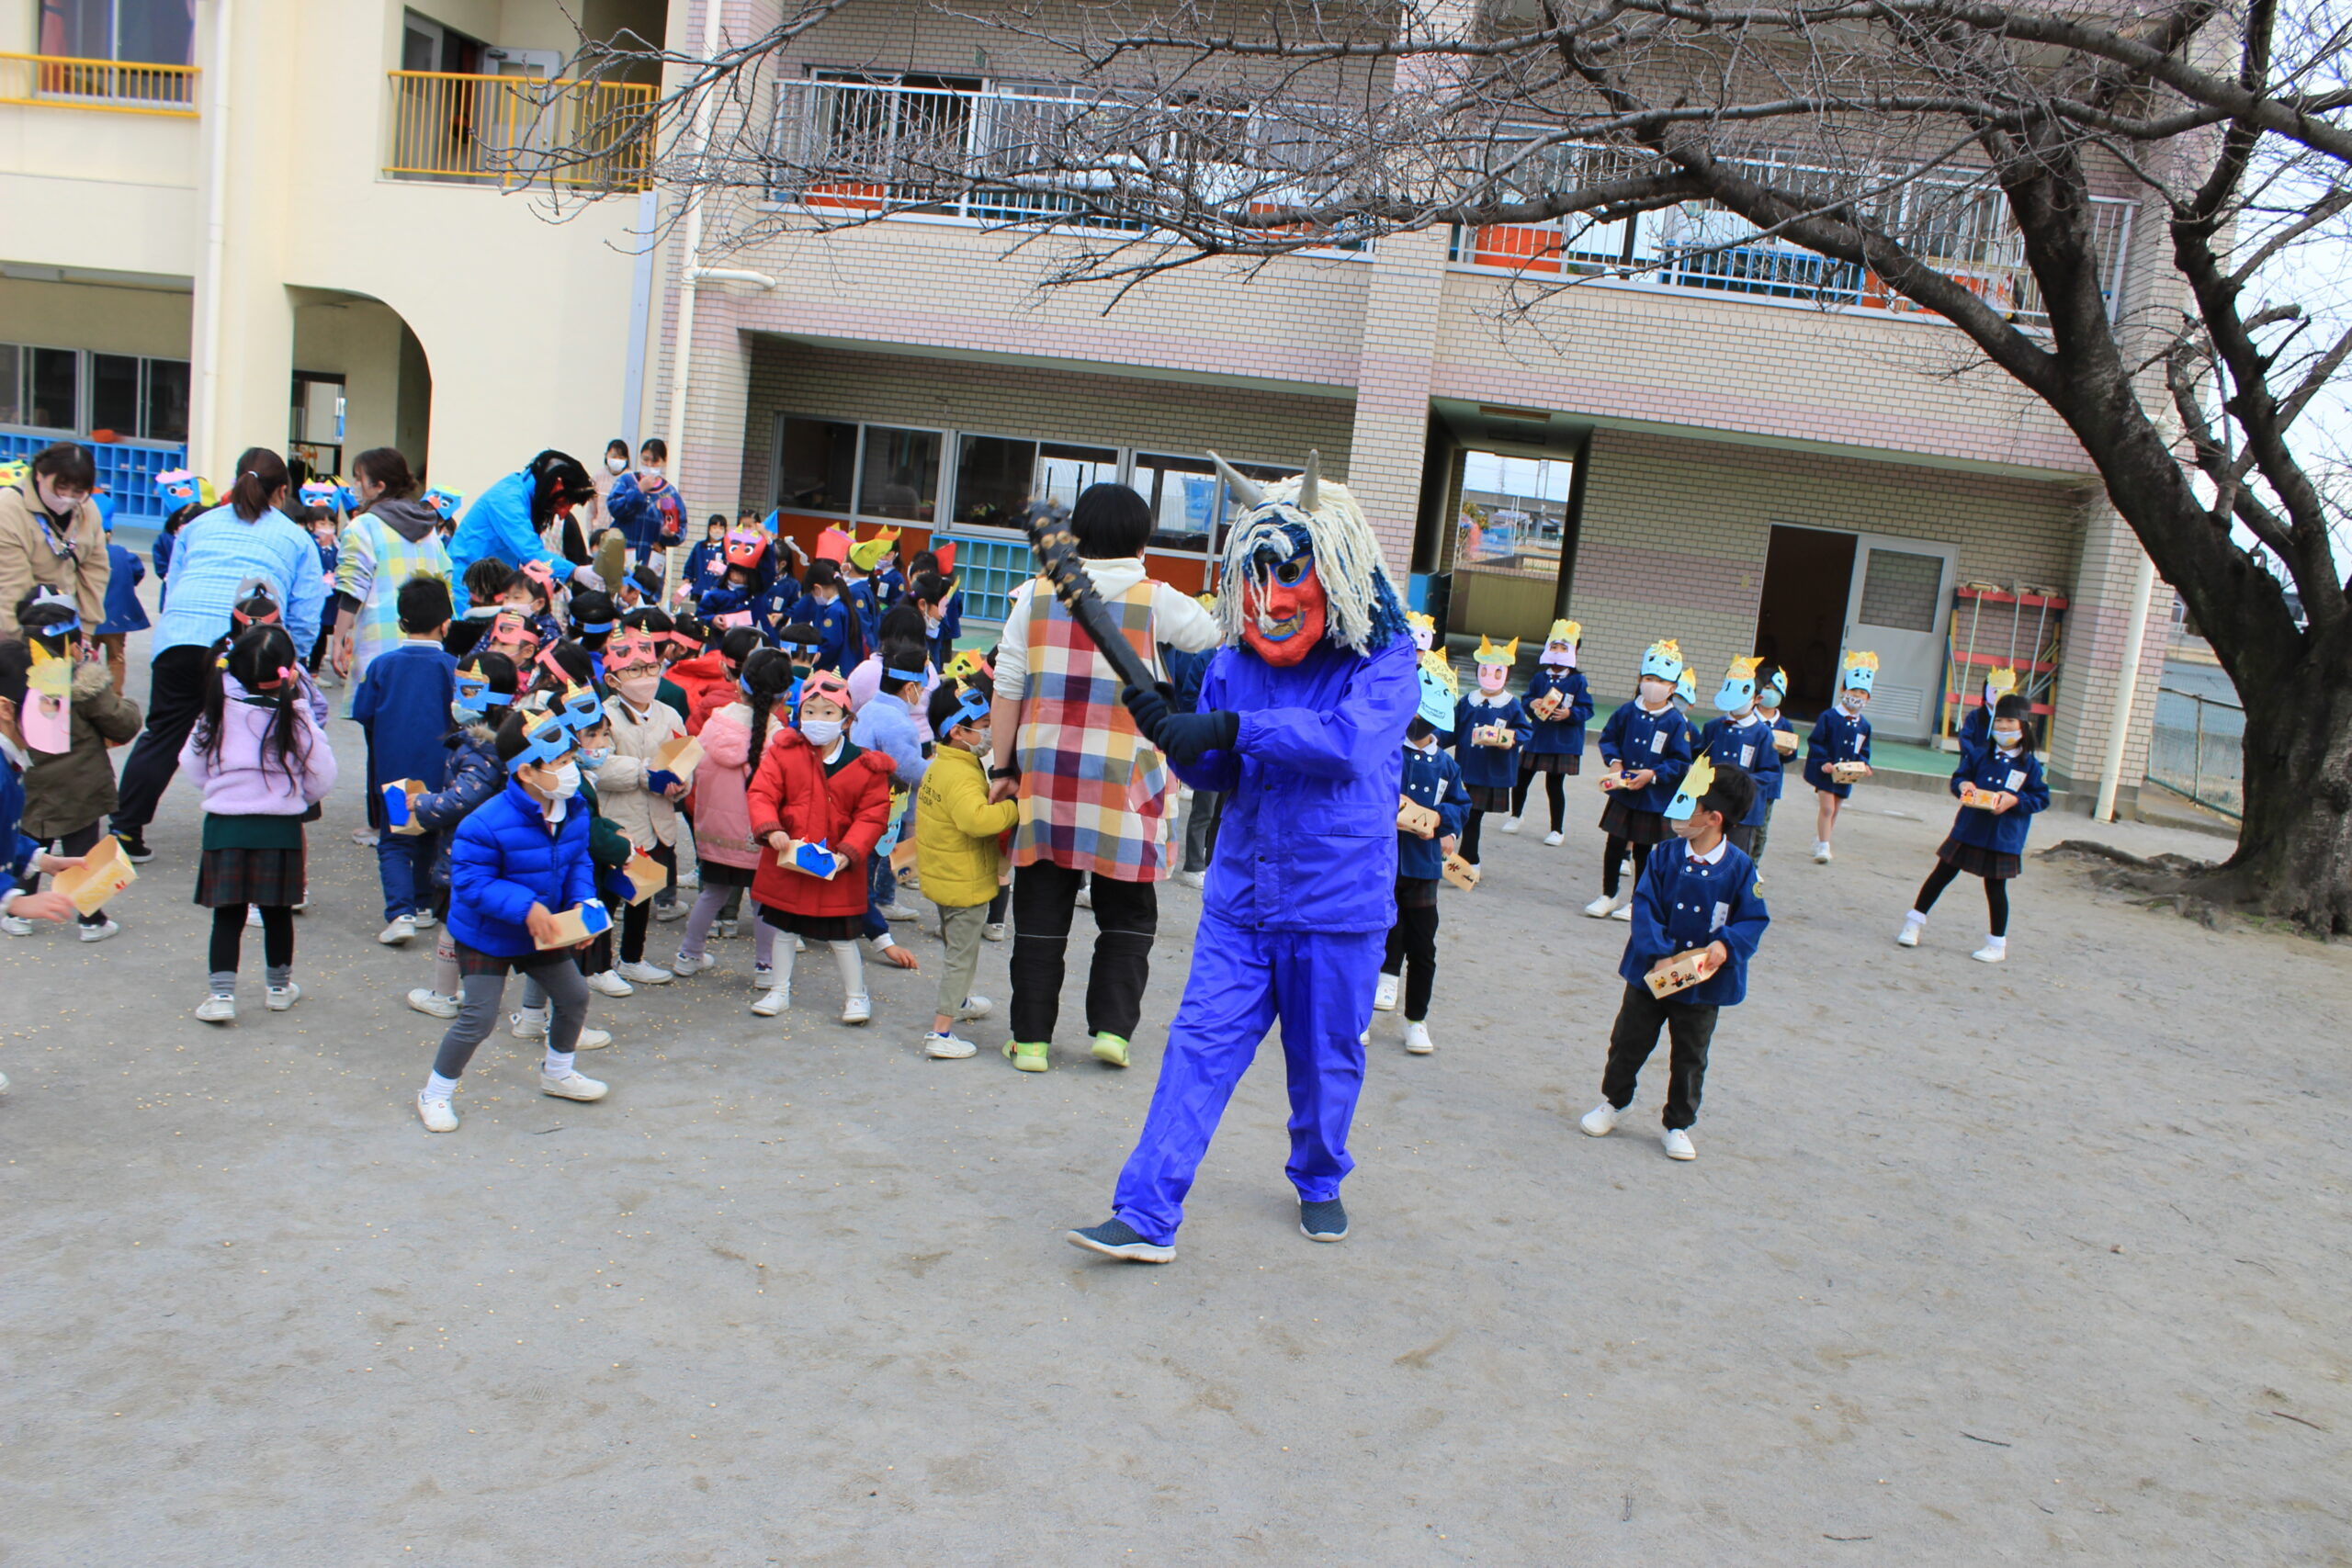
[1242,551,1327,667]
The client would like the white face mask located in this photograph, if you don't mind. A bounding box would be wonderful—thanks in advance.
[801,716,843,747]
[1992,727,2024,749]
[606,457,628,475]
[639,464,664,482]
[579,745,612,771]
[548,761,582,799]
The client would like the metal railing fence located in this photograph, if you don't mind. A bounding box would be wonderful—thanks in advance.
[385,71,655,191]
[2147,684,2244,819]
[0,51,198,113]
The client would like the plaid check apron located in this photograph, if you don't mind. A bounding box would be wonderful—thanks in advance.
[1013,580,1172,883]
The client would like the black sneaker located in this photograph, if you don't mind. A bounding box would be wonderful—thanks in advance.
[1299,1198,1350,1242]
[111,829,153,864]
[1065,1218,1174,1263]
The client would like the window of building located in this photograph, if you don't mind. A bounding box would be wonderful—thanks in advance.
[36,0,196,65]
[1035,442,1119,510]
[142,356,188,442]
[23,346,78,431]
[1135,452,1217,552]
[1,344,190,440]
[91,352,141,436]
[951,434,1035,527]
[775,417,858,513]
[856,425,943,520]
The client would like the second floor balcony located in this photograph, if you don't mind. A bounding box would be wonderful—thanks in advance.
[0,51,196,114]
[384,69,655,192]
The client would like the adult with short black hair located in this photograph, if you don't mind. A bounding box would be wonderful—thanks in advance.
[0,440,110,637]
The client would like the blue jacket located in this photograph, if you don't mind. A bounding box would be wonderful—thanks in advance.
[788,595,861,671]
[1945,706,2050,855]
[1397,739,1470,881]
[845,577,885,650]
[755,574,802,639]
[1697,713,1776,826]
[0,750,40,908]
[1618,838,1770,1006]
[351,642,460,808]
[1452,694,1532,790]
[414,725,504,893]
[98,543,150,634]
[1752,713,1797,801]
[449,470,578,612]
[1164,645,1216,715]
[929,592,964,671]
[152,528,175,598]
[1802,707,1873,794]
[680,538,727,598]
[850,691,929,788]
[1522,669,1593,756]
[151,502,324,656]
[447,776,600,958]
[696,584,757,626]
[1174,634,1420,933]
[313,539,338,605]
[605,471,684,553]
[1598,699,1694,814]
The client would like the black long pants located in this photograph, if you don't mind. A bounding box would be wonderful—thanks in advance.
[1601,980,1719,1130]
[1461,810,1487,863]
[1381,901,1440,1021]
[1914,860,2009,936]
[113,644,213,834]
[619,840,680,963]
[209,904,293,976]
[1600,837,1652,897]
[1510,772,1567,833]
[1009,860,1157,1043]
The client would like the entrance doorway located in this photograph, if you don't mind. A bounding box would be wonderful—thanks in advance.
[1442,447,1577,645]
[1755,525,1855,716]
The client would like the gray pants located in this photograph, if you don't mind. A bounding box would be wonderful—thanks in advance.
[1751,798,1777,864]
[935,901,989,1019]
[435,959,589,1079]
[1182,790,1225,874]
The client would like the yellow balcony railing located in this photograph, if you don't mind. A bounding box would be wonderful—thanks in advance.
[0,51,198,115]
[385,70,655,192]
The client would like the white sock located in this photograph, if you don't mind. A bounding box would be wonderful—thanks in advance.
[770,939,798,988]
[423,1071,458,1102]
[1982,933,2007,953]
[1903,909,1927,928]
[543,1049,574,1077]
[831,939,865,999]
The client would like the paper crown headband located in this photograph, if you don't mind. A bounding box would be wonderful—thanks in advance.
[422,487,464,521]
[452,666,510,714]
[0,460,26,489]
[943,647,993,685]
[1545,619,1581,646]
[556,682,605,733]
[1664,753,1717,822]
[1474,634,1519,668]
[1760,665,1788,704]
[19,585,80,635]
[934,685,992,740]
[1841,649,1879,693]
[848,526,903,572]
[1675,667,1696,704]
[299,480,341,510]
[813,524,853,563]
[1405,610,1438,652]
[798,669,853,714]
[1416,649,1461,729]
[724,529,769,570]
[508,710,574,773]
[1641,638,1685,681]
[1714,655,1764,712]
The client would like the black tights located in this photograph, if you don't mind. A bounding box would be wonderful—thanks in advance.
[1914,860,2009,936]
[1381,902,1439,1021]
[1600,837,1652,897]
[1510,771,1567,833]
[1461,811,1487,863]
[209,904,293,976]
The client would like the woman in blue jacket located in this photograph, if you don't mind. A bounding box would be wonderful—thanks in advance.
[1899,686,2049,964]
[1373,653,1470,1056]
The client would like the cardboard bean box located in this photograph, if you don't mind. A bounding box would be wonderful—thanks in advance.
[54,836,137,917]
[1645,949,1712,999]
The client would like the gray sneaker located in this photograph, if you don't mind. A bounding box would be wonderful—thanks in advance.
[1066,1218,1174,1263]
[1299,1198,1350,1242]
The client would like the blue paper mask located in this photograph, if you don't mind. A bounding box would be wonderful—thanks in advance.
[1415,651,1461,730]
[1714,656,1763,713]
[508,710,573,773]
[1640,638,1686,682]
[1664,754,1718,823]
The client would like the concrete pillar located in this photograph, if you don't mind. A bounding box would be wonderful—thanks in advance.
[2045,498,2174,807]
[1344,224,1450,569]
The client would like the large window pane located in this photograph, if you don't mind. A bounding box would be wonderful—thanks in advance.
[952,434,1035,527]
[775,416,857,513]
[27,347,78,431]
[857,425,941,521]
[143,358,189,442]
[0,345,20,426]
[119,0,197,65]
[1135,453,1216,552]
[1034,442,1120,511]
[91,353,140,436]
[37,0,113,58]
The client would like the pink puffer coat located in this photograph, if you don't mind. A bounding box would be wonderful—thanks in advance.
[691,703,761,871]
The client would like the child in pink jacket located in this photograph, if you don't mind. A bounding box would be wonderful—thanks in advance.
[668,647,789,987]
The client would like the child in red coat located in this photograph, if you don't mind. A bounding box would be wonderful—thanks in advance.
[744,669,895,1023]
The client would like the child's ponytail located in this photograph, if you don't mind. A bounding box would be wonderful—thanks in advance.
[741,646,792,775]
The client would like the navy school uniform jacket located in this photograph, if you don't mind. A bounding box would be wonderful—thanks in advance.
[755,574,801,638]
[414,723,503,893]
[1522,668,1592,756]
[1452,692,1532,791]
[680,540,729,600]
[1752,713,1797,801]
[1697,713,1776,827]
[0,748,40,906]
[1802,706,1873,793]
[696,583,758,626]
[788,595,861,672]
[845,577,885,649]
[1397,739,1471,881]
[1618,837,1770,1007]
[1945,705,2051,856]
[351,640,461,813]
[1597,698,1694,814]
[446,776,600,959]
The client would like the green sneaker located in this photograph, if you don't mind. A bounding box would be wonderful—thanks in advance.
[1003,1039,1050,1073]
[1090,1032,1130,1068]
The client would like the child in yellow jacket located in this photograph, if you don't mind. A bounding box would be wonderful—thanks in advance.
[914,680,1018,1058]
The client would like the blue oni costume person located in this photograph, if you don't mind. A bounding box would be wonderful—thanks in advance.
[1068,452,1419,1263]
[447,451,597,613]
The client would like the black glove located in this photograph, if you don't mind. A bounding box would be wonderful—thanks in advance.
[1156,708,1240,765]
[1122,682,1174,740]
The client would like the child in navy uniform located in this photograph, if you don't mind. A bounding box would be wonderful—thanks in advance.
[1579,760,1767,1161]
[1514,618,1591,846]
[1696,655,1776,856]
[1804,650,1876,863]
[1585,638,1695,920]
[96,521,149,696]
[1900,676,2048,963]
[1452,634,1530,864]
[788,559,862,672]
[352,576,459,944]
[1374,654,1471,1055]
[1749,666,1798,863]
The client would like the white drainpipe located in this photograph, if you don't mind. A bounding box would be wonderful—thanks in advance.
[658,0,728,588]
[2094,544,2158,823]
[194,0,233,476]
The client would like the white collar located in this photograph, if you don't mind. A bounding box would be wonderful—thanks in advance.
[1636,697,1674,716]
[1685,836,1727,865]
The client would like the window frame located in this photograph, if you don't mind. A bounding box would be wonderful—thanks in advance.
[0,341,193,442]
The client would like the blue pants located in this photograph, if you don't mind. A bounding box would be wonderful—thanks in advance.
[1112,915,1384,1246]
[376,829,440,923]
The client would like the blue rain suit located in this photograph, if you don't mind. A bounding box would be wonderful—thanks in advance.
[448,469,580,612]
[1111,632,1420,1246]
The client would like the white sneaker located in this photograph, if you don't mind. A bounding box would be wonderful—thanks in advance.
[878,902,921,922]
[78,918,120,943]
[652,901,686,923]
[1404,1021,1435,1055]
[1896,920,1922,948]
[1075,886,1091,910]
[509,1006,549,1040]
[982,922,1007,942]
[407,988,460,1020]
[196,993,237,1024]
[792,934,806,953]
[752,963,775,987]
[924,1031,978,1059]
[1611,902,1634,921]
[955,994,994,1021]
[1358,1027,1371,1046]
[351,825,377,846]
[410,908,436,929]
[539,1068,608,1102]
[1662,1127,1697,1160]
[1501,815,1521,835]
[1179,870,1205,889]
[571,1025,614,1051]
[1583,892,1623,919]
[1579,1102,1620,1136]
[379,915,416,946]
[417,1093,458,1133]
[718,918,739,939]
[1373,974,1400,1012]
[0,914,31,937]
[841,993,873,1025]
[750,985,792,1017]
[588,969,635,998]
[1812,841,1833,863]
[1972,942,2007,964]
[616,959,674,986]
[670,950,717,978]
[266,982,301,1011]
[1543,830,1565,847]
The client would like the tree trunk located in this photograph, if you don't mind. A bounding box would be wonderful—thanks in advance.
[2191,640,2352,935]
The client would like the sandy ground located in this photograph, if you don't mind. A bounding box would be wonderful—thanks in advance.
[2,687,2347,1566]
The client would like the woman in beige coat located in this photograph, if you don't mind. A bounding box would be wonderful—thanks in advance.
[597,626,688,984]
[0,443,110,637]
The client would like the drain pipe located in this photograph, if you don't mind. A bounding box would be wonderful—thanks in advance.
[2093,540,2159,823]
[193,0,234,477]
[657,0,729,592]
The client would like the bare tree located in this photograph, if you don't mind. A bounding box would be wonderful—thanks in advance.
[560,0,2352,931]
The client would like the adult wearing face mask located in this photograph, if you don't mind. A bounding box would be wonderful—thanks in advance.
[447,450,600,613]
[329,446,452,686]
[603,438,686,574]
[594,627,690,986]
[0,442,111,638]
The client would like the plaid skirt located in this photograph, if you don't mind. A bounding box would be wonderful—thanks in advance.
[1598,798,1672,845]
[1520,751,1582,777]
[1467,785,1514,814]
[1936,836,2022,881]
[758,904,865,942]
[696,857,756,888]
[193,845,306,909]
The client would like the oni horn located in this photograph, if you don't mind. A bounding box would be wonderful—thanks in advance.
[1207,450,1263,511]
[1297,448,1319,513]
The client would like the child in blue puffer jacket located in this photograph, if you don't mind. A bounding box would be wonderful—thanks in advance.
[404,649,517,1020]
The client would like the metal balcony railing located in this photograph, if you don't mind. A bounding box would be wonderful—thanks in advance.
[0,51,198,114]
[385,70,655,192]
